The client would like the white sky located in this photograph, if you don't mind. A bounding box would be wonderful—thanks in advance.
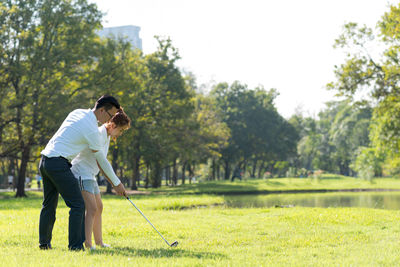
[91,0,398,118]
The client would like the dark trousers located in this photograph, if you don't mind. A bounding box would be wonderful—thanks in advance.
[39,155,85,250]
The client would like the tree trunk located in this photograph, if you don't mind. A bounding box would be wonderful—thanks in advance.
[257,161,265,178]
[211,159,216,181]
[144,163,149,189]
[0,159,5,177]
[13,158,18,190]
[224,160,230,180]
[172,159,178,186]
[231,164,238,182]
[339,161,350,176]
[16,145,30,197]
[150,161,162,188]
[181,162,186,184]
[188,163,194,184]
[131,141,140,190]
[165,167,170,186]
[251,159,257,178]
[131,153,140,190]
[217,163,220,180]
[192,163,196,182]
[8,158,15,191]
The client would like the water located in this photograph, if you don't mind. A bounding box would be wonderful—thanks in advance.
[223,191,400,210]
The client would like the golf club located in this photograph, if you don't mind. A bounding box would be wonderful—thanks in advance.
[126,196,179,247]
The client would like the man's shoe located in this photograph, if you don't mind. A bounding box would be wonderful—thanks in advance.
[69,246,85,251]
[39,244,52,250]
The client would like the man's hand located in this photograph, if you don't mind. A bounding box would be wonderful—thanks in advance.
[113,183,127,197]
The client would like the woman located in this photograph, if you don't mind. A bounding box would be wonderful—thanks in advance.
[71,109,131,250]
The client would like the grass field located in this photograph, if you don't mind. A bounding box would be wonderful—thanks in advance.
[1,177,400,266]
[148,175,400,195]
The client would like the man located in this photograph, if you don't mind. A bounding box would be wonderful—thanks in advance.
[39,95,126,251]
[35,174,42,189]
[8,175,13,190]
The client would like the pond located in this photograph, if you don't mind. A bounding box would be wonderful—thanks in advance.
[223,191,400,210]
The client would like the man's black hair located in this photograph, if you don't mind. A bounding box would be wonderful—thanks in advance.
[94,95,120,111]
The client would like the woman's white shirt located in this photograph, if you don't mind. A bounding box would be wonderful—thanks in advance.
[71,125,110,181]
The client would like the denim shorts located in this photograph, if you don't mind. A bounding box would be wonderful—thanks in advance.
[80,179,100,195]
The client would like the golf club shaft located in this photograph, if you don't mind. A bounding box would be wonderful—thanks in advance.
[126,197,171,246]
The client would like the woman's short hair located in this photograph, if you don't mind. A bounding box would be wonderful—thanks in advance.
[110,108,131,129]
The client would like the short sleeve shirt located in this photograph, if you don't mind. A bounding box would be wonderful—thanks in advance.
[41,109,102,161]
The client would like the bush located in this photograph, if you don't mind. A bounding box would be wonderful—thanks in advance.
[351,147,383,181]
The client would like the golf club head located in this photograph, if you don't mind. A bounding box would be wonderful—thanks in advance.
[170,241,178,247]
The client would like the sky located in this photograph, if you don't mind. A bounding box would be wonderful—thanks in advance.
[90,0,398,118]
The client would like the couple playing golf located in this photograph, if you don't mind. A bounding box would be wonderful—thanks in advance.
[39,95,131,251]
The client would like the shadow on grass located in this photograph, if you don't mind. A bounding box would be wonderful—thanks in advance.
[0,191,43,199]
[89,246,227,259]
[0,191,43,210]
[317,176,346,180]
[264,180,284,186]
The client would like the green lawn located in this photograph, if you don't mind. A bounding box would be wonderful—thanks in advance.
[1,181,400,266]
[148,175,400,195]
[26,175,400,195]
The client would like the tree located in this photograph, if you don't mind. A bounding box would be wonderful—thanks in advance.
[351,147,383,180]
[0,0,102,196]
[180,91,230,181]
[295,100,371,175]
[327,4,400,173]
[132,37,194,188]
[210,82,297,179]
[329,101,372,175]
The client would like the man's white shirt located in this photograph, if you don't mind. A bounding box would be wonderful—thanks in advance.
[41,109,102,161]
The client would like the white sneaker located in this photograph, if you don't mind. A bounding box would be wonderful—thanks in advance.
[100,243,111,248]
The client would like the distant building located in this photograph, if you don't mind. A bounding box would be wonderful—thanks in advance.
[97,25,142,50]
